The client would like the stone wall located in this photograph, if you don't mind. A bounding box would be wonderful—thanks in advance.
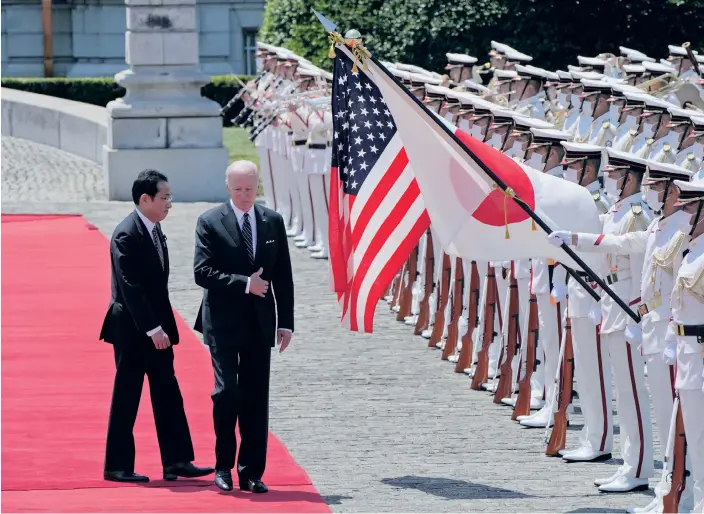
[1,0,264,78]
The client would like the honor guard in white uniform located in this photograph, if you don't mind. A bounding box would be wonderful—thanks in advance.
[552,160,696,508]
[551,141,614,463]
[674,114,704,178]
[665,178,704,514]
[552,148,655,492]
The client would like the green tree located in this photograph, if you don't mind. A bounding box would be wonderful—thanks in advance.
[259,0,704,74]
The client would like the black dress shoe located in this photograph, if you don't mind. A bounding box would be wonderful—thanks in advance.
[163,462,215,480]
[214,470,233,491]
[239,478,268,493]
[104,470,149,483]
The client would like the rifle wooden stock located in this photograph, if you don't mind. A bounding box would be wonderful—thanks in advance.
[396,245,418,321]
[455,261,480,373]
[442,257,464,360]
[546,315,573,457]
[471,266,496,390]
[493,275,519,404]
[428,253,452,348]
[663,398,688,514]
[414,230,434,335]
[512,294,539,420]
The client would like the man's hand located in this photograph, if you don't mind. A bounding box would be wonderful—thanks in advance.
[151,329,171,350]
[277,329,292,353]
[249,268,269,297]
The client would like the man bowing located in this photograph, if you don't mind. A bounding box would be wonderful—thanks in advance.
[193,160,294,493]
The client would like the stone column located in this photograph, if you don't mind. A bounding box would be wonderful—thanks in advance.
[103,0,228,202]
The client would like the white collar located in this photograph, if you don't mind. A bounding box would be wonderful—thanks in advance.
[229,200,255,223]
[135,208,156,234]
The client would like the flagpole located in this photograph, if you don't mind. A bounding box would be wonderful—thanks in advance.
[363,52,640,323]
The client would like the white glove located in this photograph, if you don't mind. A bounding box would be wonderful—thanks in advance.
[662,342,677,366]
[588,304,602,326]
[548,230,572,247]
[502,261,512,269]
[624,325,642,345]
[551,283,568,303]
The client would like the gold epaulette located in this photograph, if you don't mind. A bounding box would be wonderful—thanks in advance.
[592,192,601,201]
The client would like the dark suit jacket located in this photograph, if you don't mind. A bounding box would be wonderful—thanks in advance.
[193,202,294,347]
[99,210,178,346]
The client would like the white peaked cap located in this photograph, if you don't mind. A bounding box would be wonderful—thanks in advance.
[461,79,491,93]
[643,61,676,73]
[531,127,571,140]
[504,49,533,62]
[577,55,608,66]
[669,44,699,56]
[494,69,518,79]
[561,141,605,153]
[510,114,554,129]
[645,160,694,178]
[623,64,646,74]
[619,46,656,63]
[446,52,478,64]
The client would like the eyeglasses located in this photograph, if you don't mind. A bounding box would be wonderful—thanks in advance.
[156,194,173,202]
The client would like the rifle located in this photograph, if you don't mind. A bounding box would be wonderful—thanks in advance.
[454,261,480,373]
[441,257,464,360]
[414,229,434,335]
[546,315,573,456]
[428,253,452,348]
[662,395,689,514]
[470,264,496,390]
[512,294,539,419]
[493,273,520,404]
[396,245,418,321]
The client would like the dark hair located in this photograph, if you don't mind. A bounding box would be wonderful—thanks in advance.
[131,169,168,205]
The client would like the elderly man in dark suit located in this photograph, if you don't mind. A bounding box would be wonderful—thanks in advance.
[100,169,214,483]
[193,160,294,494]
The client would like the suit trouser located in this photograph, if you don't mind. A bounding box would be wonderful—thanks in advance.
[105,343,194,472]
[210,343,271,480]
[603,330,654,479]
[571,318,613,453]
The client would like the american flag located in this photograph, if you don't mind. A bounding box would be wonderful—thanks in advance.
[328,48,430,333]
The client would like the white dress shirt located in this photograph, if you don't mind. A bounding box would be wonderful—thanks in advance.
[229,201,292,335]
[135,208,163,337]
[230,200,257,295]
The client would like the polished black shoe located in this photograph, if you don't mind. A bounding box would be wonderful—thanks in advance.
[214,469,233,491]
[104,470,149,483]
[239,478,268,493]
[163,462,215,481]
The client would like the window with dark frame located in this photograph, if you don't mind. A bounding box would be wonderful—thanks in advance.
[243,28,258,75]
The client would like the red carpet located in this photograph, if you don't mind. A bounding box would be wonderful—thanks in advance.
[1,214,329,512]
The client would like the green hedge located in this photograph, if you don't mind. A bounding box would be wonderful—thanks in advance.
[1,75,254,127]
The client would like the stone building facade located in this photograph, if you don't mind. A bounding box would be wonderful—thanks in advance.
[1,0,264,77]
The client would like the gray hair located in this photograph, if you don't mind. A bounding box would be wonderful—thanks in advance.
[225,160,258,182]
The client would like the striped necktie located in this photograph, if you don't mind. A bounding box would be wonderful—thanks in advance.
[152,225,164,269]
[242,212,254,264]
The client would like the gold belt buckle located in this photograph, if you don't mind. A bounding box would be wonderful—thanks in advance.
[677,325,686,336]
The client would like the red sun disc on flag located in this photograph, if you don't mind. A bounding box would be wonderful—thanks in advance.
[454,129,535,227]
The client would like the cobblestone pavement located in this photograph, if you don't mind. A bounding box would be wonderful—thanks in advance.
[2,137,664,512]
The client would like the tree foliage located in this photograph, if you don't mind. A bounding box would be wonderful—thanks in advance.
[260,0,704,73]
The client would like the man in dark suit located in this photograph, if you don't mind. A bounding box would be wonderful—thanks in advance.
[100,169,214,483]
[193,160,294,494]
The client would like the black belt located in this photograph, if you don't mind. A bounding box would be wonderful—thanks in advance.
[675,324,704,338]
[292,139,307,146]
[307,143,327,150]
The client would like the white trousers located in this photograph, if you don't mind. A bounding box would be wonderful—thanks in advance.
[256,145,277,211]
[295,172,316,246]
[308,174,330,253]
[681,388,704,512]
[603,330,654,479]
[270,152,295,230]
[537,293,563,410]
[571,317,613,453]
